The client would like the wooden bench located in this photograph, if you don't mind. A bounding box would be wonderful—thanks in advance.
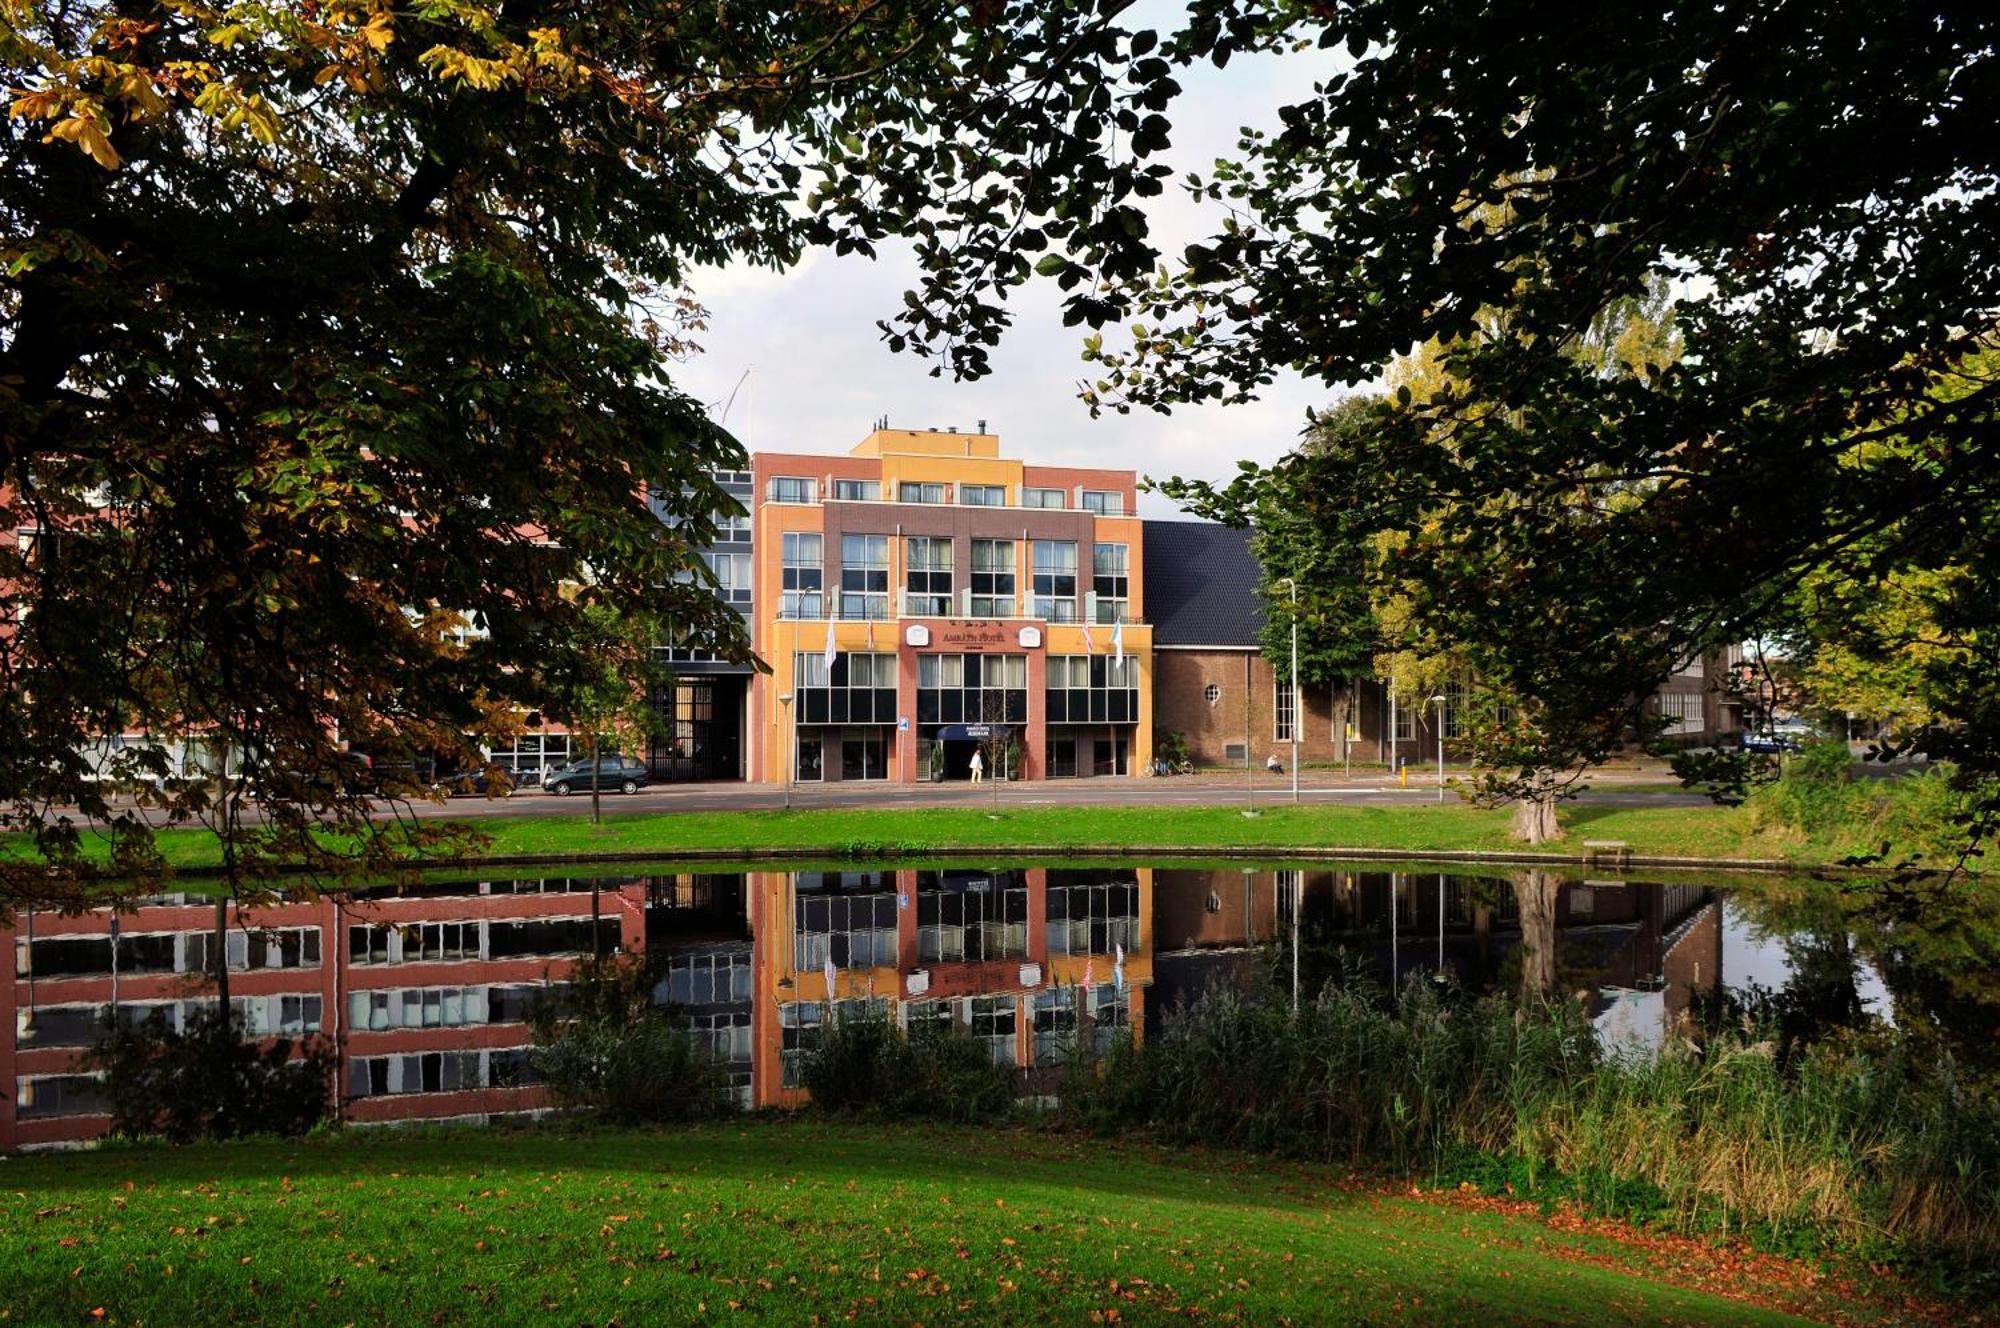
[1581,839,1632,866]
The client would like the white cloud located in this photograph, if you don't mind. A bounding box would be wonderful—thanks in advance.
[674,20,1351,518]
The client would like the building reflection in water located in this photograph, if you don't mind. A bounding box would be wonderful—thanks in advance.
[1151,868,1721,1054]
[6,865,1724,1149]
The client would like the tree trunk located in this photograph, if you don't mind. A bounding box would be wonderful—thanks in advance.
[1509,793,1563,844]
[589,731,601,825]
[212,899,230,1010]
[1510,869,1561,1005]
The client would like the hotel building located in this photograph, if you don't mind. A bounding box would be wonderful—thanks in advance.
[748,428,1152,783]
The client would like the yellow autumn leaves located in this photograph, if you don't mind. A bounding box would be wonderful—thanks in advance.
[3,1,592,171]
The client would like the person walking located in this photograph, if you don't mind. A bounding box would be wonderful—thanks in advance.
[969,747,985,784]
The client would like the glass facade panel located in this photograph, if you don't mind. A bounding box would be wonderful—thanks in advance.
[781,532,823,619]
[970,539,1015,616]
[1031,541,1078,622]
[904,536,953,616]
[839,534,889,619]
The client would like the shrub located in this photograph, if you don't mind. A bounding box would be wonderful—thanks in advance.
[1060,971,2000,1263]
[529,954,734,1124]
[1747,741,1981,865]
[81,1005,336,1142]
[803,1009,1015,1122]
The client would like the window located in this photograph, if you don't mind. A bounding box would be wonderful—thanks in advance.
[839,534,889,619]
[347,987,497,1031]
[1442,682,1466,740]
[1022,487,1066,509]
[346,1050,488,1097]
[485,732,570,776]
[1090,984,1132,1055]
[832,478,881,501]
[917,653,1028,725]
[1274,675,1296,742]
[917,873,1028,963]
[186,926,321,973]
[904,536,953,616]
[486,916,619,960]
[714,512,751,544]
[1046,872,1141,956]
[898,481,947,504]
[1032,987,1077,1065]
[1031,541,1078,621]
[1092,543,1129,623]
[1204,682,1221,705]
[768,476,814,503]
[796,886,897,970]
[970,539,1016,616]
[1044,655,1139,724]
[968,995,1017,1067]
[904,999,955,1037]
[1047,737,1078,777]
[781,532,823,618]
[1391,697,1414,742]
[841,728,889,780]
[16,1074,107,1120]
[1080,489,1123,515]
[1656,689,1703,736]
[701,550,752,605]
[794,652,896,725]
[660,956,752,1008]
[959,484,1005,506]
[796,732,823,781]
[780,1002,824,1087]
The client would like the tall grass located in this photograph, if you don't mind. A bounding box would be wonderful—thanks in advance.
[1747,740,1981,866]
[1061,971,2000,1265]
[803,1010,1016,1123]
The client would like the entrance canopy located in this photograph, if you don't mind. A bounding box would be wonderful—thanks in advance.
[936,724,1011,741]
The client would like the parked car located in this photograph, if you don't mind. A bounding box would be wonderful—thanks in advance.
[542,755,649,796]
[436,763,515,798]
[1741,722,1814,754]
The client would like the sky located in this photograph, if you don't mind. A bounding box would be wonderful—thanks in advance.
[673,12,1351,520]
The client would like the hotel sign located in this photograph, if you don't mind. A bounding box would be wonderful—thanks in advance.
[935,619,1026,648]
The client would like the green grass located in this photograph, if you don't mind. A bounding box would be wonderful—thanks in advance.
[16,800,1813,875]
[0,1119,1881,1326]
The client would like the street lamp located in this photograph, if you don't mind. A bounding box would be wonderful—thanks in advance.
[777,692,794,811]
[1277,577,1300,805]
[1429,694,1447,803]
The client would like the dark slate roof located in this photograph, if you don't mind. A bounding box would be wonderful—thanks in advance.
[1144,520,1265,647]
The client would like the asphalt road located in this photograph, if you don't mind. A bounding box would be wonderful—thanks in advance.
[372,773,1713,820]
[68,770,1710,828]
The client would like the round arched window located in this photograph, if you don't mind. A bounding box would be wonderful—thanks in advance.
[1203,683,1221,705]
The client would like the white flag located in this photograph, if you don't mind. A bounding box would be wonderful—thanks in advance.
[1113,942,1126,994]
[1111,617,1124,664]
[824,953,838,1001]
[823,620,837,672]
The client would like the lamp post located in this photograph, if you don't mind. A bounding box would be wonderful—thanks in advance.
[1277,577,1300,804]
[1388,680,1398,784]
[778,692,794,811]
[1430,695,1447,803]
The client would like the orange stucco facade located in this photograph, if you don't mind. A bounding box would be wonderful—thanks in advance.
[748,429,1153,784]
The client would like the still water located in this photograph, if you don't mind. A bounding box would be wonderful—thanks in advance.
[6,862,1992,1148]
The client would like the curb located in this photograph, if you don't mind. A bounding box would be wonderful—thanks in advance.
[157,843,1884,879]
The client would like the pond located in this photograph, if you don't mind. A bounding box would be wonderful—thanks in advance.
[5,860,1995,1148]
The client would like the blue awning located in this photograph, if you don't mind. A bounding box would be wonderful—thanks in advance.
[936,724,1010,741]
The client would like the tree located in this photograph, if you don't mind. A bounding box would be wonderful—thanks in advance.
[538,600,668,825]
[1162,294,1682,844]
[3,0,1189,883]
[1076,1,2000,851]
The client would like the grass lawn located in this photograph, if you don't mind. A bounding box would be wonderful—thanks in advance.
[0,1119,1920,1326]
[17,799,1817,875]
